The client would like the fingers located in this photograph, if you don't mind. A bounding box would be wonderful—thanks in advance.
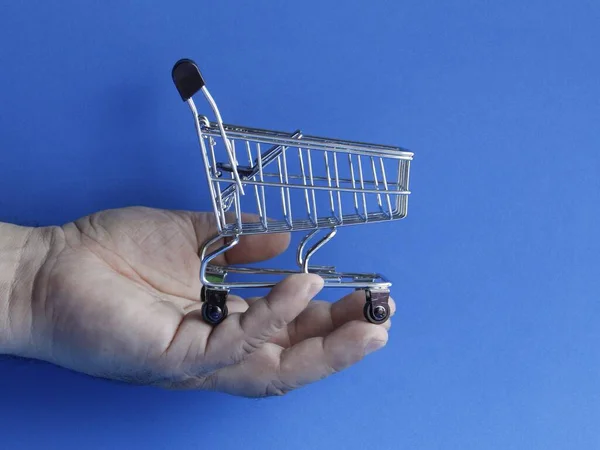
[224,228,290,265]
[275,321,388,392]
[175,274,323,374]
[261,290,395,348]
[182,211,290,265]
[204,320,389,397]
[204,274,323,362]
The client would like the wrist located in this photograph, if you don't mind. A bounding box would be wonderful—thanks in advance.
[0,223,57,356]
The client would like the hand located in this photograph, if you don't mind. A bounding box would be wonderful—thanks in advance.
[16,206,393,396]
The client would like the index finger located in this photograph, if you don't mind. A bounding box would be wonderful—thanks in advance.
[184,211,291,265]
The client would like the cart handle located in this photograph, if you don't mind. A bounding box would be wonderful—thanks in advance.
[172,59,245,194]
[172,58,206,101]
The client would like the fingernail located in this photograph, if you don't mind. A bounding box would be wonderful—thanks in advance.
[306,277,324,298]
[364,339,387,355]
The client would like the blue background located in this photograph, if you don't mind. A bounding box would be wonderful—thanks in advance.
[1,1,599,448]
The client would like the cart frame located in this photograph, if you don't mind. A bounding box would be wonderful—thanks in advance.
[172,59,414,325]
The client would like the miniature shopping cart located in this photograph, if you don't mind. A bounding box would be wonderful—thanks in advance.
[172,59,413,326]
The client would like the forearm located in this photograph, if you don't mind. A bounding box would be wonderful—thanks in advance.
[0,222,52,355]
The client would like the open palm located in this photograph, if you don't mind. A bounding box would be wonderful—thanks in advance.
[27,206,392,396]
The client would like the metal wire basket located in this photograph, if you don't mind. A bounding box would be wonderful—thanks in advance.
[172,59,414,325]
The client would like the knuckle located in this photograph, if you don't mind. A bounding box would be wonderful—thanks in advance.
[199,373,219,391]
[258,298,287,331]
[265,380,297,397]
[240,336,263,358]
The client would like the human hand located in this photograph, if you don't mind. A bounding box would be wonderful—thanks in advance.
[9,207,393,396]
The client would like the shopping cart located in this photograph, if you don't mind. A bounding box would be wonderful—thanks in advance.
[172,59,413,326]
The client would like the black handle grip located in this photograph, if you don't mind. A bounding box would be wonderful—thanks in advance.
[172,58,206,101]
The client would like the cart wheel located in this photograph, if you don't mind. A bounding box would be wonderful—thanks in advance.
[201,302,228,325]
[363,302,390,324]
[201,286,229,325]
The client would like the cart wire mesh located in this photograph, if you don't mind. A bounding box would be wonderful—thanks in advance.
[196,119,413,236]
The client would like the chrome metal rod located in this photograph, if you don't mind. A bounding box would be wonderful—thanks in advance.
[218,130,303,202]
[200,86,244,194]
[199,120,413,157]
[210,177,411,196]
[202,263,391,290]
[200,234,240,287]
[296,229,320,268]
[302,228,337,273]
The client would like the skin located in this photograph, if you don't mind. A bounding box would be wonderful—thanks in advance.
[1,206,393,397]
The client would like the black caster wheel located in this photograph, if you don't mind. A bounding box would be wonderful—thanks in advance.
[201,286,229,325]
[201,302,228,325]
[364,301,390,324]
